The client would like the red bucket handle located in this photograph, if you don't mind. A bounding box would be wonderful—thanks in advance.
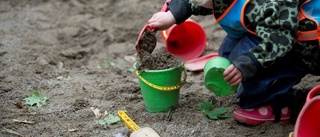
[306,85,320,103]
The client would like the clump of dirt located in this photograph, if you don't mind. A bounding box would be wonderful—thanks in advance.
[136,29,157,54]
[136,49,183,70]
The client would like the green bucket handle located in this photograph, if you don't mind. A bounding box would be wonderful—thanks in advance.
[135,65,187,91]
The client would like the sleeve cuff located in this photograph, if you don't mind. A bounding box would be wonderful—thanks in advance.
[231,53,262,81]
[168,0,192,24]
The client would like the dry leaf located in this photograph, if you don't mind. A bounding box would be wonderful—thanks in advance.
[90,107,101,118]
[102,110,108,118]
[68,128,78,132]
[12,119,35,124]
[90,107,108,119]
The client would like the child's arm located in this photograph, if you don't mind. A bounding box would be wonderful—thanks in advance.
[232,1,299,81]
[148,0,213,30]
[168,0,213,24]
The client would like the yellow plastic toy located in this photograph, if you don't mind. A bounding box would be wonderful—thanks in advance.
[118,110,160,137]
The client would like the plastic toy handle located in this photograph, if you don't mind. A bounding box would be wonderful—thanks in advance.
[118,110,140,132]
[135,65,187,91]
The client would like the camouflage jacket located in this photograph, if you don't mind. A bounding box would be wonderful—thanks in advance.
[168,0,320,80]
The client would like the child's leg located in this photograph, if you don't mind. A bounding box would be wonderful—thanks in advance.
[222,33,306,109]
[236,58,306,109]
[226,34,308,125]
[238,61,306,105]
[235,54,307,123]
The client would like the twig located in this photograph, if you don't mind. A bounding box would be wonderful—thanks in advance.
[166,108,174,122]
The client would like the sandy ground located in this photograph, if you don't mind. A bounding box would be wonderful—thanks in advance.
[1,0,320,137]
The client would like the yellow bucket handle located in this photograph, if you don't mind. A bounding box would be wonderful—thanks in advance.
[288,132,293,137]
[135,65,187,91]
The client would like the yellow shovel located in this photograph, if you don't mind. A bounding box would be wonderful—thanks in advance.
[118,110,160,137]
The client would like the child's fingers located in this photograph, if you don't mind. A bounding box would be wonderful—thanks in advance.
[148,22,165,30]
[223,64,242,85]
[223,65,235,81]
[228,74,242,86]
[148,18,164,30]
[148,16,157,23]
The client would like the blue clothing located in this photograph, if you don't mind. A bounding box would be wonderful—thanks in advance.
[301,0,320,23]
[218,0,248,38]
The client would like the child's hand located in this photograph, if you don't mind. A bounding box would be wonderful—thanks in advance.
[148,11,176,31]
[223,64,243,86]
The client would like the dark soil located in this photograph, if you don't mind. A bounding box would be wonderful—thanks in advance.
[1,0,320,137]
[137,50,183,70]
[136,29,157,54]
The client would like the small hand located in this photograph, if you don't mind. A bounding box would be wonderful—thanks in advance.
[148,11,176,31]
[223,64,243,86]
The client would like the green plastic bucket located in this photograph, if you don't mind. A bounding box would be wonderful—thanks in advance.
[134,63,186,113]
[204,56,238,96]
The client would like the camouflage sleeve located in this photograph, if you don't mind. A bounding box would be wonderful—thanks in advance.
[189,1,213,16]
[249,1,298,67]
[168,0,213,24]
[232,0,299,80]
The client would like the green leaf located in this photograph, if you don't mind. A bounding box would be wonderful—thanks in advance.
[198,101,230,120]
[105,114,121,125]
[206,107,230,120]
[107,60,116,67]
[198,101,213,113]
[95,114,121,125]
[96,60,116,69]
[206,111,219,120]
[23,91,48,108]
[95,119,106,125]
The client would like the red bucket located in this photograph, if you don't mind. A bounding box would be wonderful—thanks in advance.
[292,85,320,137]
[161,19,206,62]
